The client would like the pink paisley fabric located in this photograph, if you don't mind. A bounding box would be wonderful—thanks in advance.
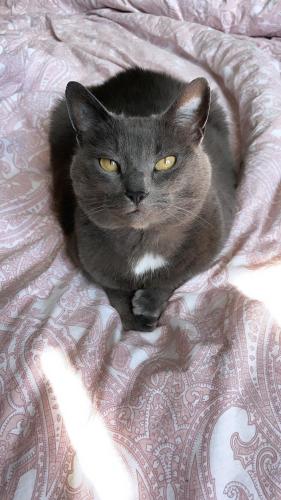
[1,1,281,499]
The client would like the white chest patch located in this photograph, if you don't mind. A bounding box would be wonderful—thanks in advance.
[133,253,168,276]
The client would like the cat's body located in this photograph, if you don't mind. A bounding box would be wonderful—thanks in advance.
[49,68,236,331]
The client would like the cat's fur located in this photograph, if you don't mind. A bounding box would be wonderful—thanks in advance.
[49,68,236,331]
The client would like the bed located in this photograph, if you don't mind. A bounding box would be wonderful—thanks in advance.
[1,1,281,498]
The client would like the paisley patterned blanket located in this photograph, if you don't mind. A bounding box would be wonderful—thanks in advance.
[1,1,281,498]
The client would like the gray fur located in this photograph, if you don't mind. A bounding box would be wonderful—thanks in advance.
[49,68,236,331]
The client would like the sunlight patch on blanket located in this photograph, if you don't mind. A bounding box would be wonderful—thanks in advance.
[228,258,281,326]
[41,348,134,500]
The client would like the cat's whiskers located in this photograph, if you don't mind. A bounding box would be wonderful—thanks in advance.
[163,204,214,229]
[87,202,121,213]
[85,199,212,231]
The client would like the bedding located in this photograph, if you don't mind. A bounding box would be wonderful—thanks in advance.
[1,1,281,498]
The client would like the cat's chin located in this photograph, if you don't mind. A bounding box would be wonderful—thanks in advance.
[129,220,151,230]
[126,210,152,230]
[88,211,151,230]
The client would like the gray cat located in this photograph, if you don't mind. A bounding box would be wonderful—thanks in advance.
[49,68,236,331]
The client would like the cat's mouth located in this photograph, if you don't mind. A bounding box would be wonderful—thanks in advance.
[128,207,141,214]
[126,206,144,215]
[125,206,153,229]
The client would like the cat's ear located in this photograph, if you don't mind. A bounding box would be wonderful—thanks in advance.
[65,81,111,139]
[167,77,210,144]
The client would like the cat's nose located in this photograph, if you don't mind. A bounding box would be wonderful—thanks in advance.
[125,190,148,205]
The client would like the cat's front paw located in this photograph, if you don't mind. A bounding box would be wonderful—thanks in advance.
[132,288,168,331]
[133,315,157,332]
[132,289,161,319]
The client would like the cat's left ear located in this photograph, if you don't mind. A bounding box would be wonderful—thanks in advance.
[65,81,111,143]
[167,77,210,144]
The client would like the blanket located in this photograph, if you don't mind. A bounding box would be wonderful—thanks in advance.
[1,1,281,498]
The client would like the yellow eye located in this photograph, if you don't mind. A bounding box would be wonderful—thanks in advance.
[99,158,119,173]
[154,156,176,171]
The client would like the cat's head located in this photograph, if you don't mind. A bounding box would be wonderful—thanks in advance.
[66,76,211,230]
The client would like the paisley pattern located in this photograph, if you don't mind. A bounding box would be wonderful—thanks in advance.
[1,1,281,498]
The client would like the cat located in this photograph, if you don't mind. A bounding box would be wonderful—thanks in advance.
[49,67,236,331]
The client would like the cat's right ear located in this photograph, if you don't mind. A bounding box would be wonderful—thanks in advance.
[65,81,111,142]
[166,78,210,145]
